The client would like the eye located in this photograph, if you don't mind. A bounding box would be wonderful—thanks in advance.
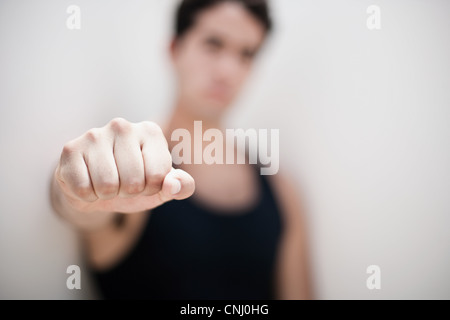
[241,49,256,63]
[204,36,223,52]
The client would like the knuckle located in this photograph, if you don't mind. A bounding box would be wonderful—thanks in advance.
[146,168,169,189]
[109,117,131,134]
[61,141,77,155]
[73,184,94,200]
[122,178,145,195]
[84,128,102,143]
[140,121,163,136]
[96,180,119,197]
[60,141,79,161]
[146,173,165,190]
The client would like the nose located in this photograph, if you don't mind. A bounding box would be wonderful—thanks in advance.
[213,53,243,88]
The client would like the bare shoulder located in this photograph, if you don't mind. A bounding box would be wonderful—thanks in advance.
[267,171,306,229]
[267,171,314,299]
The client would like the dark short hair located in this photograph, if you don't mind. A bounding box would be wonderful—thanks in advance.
[174,0,272,40]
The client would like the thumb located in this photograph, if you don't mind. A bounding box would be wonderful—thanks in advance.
[158,168,195,203]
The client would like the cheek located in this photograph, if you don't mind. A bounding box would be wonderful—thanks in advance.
[232,65,252,92]
[177,48,209,87]
[238,68,251,84]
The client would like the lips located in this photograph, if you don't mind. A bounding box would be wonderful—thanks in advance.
[205,88,230,102]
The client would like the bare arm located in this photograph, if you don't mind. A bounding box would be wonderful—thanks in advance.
[270,173,314,300]
[49,118,195,269]
[50,118,195,230]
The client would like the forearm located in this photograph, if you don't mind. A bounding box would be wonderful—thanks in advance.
[275,232,313,300]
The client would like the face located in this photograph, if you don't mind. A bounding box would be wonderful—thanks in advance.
[171,2,266,120]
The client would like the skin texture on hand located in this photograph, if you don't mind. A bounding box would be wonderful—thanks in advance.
[53,118,195,218]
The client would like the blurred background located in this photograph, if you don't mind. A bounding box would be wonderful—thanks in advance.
[0,0,449,299]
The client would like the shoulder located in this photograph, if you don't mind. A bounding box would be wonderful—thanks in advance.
[266,171,306,232]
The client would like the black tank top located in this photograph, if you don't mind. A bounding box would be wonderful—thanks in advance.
[90,165,283,299]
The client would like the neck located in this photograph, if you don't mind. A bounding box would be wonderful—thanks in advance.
[163,99,223,146]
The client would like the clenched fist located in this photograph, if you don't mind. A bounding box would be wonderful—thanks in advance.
[53,118,195,216]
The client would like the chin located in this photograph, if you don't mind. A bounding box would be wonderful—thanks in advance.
[193,100,231,120]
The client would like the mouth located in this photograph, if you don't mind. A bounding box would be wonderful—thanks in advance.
[205,88,231,104]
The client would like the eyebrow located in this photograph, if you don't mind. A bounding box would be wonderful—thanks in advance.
[203,29,262,56]
[242,47,257,57]
[205,36,223,46]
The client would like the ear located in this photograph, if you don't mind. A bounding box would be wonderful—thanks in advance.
[169,37,178,63]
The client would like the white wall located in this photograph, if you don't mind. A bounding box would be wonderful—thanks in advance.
[1,0,449,299]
